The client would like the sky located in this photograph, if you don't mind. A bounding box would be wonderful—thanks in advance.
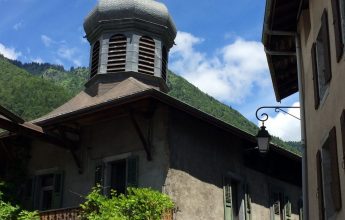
[0,0,301,141]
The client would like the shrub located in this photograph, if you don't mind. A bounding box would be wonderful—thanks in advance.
[80,187,174,220]
[0,188,39,220]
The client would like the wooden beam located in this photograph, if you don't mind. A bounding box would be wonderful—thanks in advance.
[129,111,152,161]
[0,105,24,124]
[57,127,83,174]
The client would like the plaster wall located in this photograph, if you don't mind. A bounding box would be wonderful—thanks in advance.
[28,106,170,208]
[298,0,345,219]
[165,110,301,220]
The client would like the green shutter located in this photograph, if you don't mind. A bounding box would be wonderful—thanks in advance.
[23,177,34,210]
[328,127,342,211]
[126,156,139,188]
[284,196,292,220]
[311,43,320,109]
[95,163,104,187]
[331,0,344,61]
[223,183,233,220]
[51,171,64,209]
[321,10,332,83]
[298,199,303,220]
[316,151,325,220]
[244,184,252,220]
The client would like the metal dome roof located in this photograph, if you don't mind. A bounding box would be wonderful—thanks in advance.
[84,0,176,43]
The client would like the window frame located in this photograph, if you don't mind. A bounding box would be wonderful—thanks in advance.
[311,10,332,109]
[26,169,64,211]
[97,153,139,196]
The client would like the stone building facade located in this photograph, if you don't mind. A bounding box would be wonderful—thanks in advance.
[263,0,345,219]
[0,0,303,219]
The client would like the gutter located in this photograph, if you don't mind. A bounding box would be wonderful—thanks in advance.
[295,33,309,220]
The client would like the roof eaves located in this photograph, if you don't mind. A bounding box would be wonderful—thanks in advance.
[34,88,300,159]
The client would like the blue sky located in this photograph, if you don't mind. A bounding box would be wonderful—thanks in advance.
[0,0,301,141]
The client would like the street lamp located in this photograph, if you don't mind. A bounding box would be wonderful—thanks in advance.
[255,106,300,153]
[256,125,271,153]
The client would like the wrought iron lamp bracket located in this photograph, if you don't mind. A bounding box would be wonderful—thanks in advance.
[255,106,301,126]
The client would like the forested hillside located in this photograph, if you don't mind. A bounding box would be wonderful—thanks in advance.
[0,55,300,154]
[0,55,73,120]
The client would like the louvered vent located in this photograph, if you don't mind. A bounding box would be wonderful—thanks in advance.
[91,41,100,77]
[107,35,127,73]
[138,36,155,75]
[161,46,168,81]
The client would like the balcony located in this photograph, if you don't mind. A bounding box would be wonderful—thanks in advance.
[39,207,173,220]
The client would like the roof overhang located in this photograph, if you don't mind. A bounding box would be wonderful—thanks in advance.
[262,0,309,101]
[34,89,301,160]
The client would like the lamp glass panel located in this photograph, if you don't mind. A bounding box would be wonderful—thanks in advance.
[258,137,269,153]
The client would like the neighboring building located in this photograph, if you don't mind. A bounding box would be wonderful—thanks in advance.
[0,0,302,219]
[263,0,345,219]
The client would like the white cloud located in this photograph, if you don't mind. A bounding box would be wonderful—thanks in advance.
[41,35,54,47]
[0,43,22,60]
[170,31,269,104]
[57,46,82,66]
[32,57,44,63]
[261,102,301,141]
[13,21,23,30]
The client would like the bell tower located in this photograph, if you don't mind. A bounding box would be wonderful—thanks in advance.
[83,0,177,95]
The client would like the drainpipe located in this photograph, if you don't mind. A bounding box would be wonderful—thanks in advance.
[295,33,309,220]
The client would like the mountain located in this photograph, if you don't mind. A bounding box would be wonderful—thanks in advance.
[1,56,300,155]
[0,55,72,120]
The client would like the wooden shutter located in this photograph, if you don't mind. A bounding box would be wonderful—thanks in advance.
[23,178,34,209]
[244,184,252,220]
[126,156,139,188]
[311,43,320,109]
[223,183,233,220]
[321,10,332,83]
[95,163,104,187]
[316,150,325,220]
[52,172,64,209]
[340,110,345,171]
[331,0,344,61]
[328,127,342,211]
[273,192,281,216]
[284,196,292,220]
[298,198,303,220]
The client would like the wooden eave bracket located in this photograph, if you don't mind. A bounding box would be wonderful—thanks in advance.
[56,127,83,174]
[129,110,153,161]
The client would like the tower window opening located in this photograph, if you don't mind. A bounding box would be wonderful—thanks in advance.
[161,46,168,81]
[138,36,155,75]
[91,41,100,77]
[107,34,127,73]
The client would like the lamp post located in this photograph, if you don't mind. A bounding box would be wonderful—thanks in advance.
[255,106,300,153]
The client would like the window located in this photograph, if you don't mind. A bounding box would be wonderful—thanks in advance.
[331,0,345,61]
[161,46,168,81]
[95,156,139,195]
[24,172,63,211]
[138,36,155,75]
[298,198,303,220]
[91,41,100,78]
[223,177,240,220]
[107,34,127,73]
[311,10,332,109]
[244,184,252,220]
[270,188,292,220]
[318,127,342,219]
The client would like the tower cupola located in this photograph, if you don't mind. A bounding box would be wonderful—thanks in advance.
[83,0,177,94]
